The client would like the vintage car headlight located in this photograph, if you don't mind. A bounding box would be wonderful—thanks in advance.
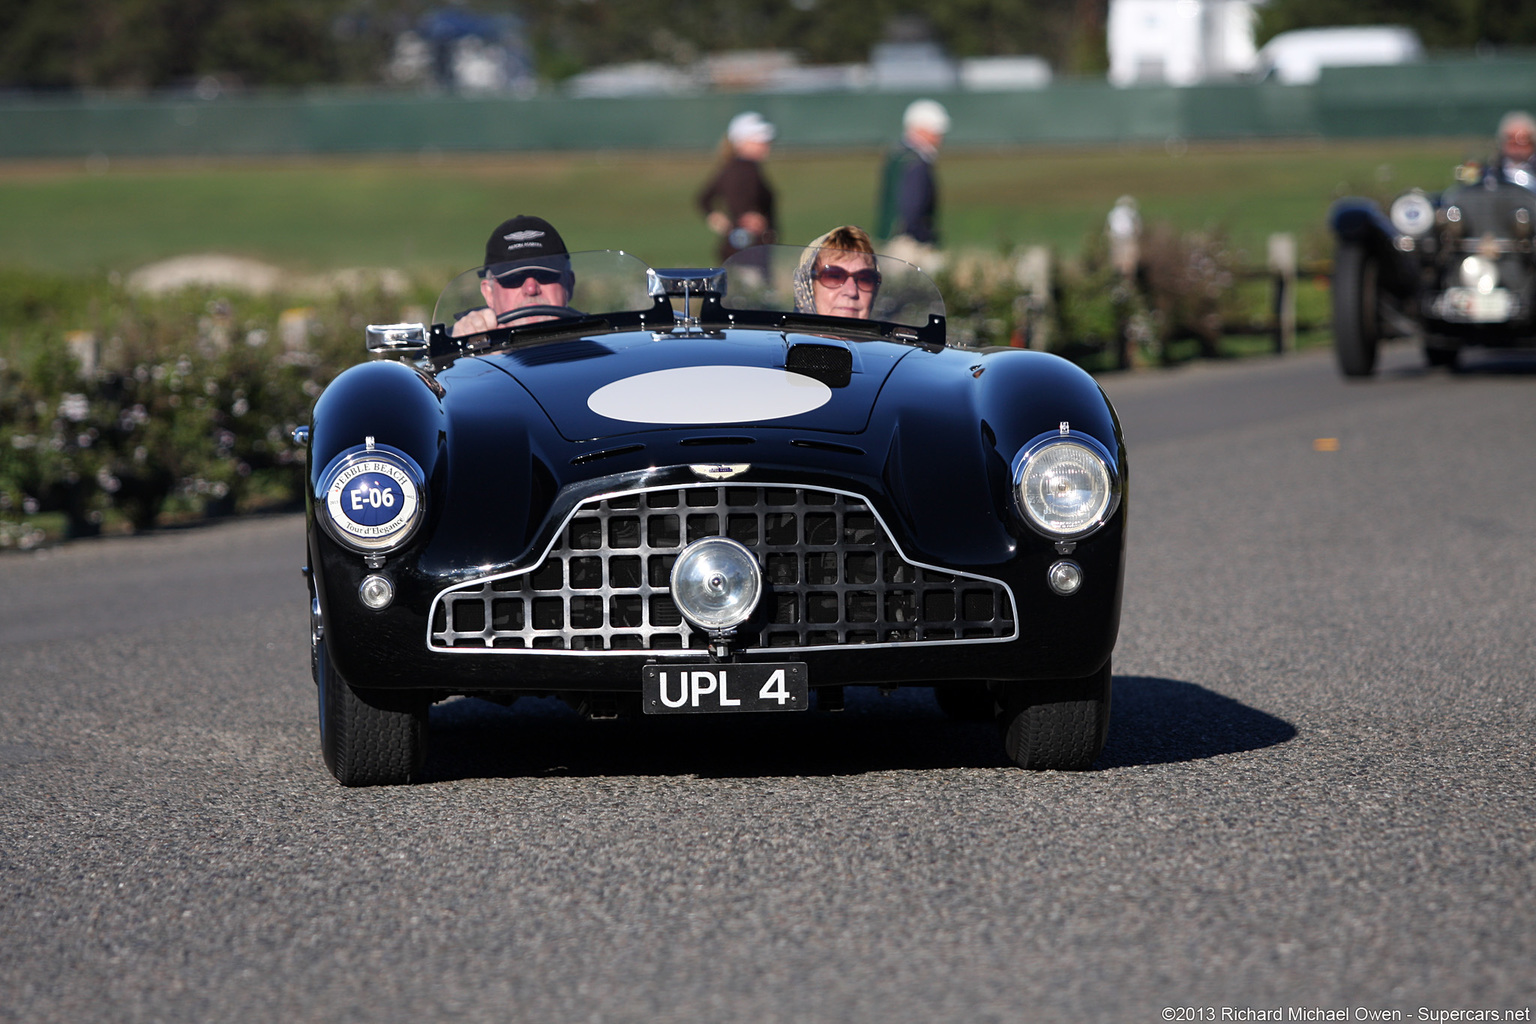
[1013,434,1120,539]
[1389,192,1435,237]
[670,537,762,633]
[1459,256,1499,294]
[317,443,426,554]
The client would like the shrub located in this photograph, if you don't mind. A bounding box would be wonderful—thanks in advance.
[0,270,433,547]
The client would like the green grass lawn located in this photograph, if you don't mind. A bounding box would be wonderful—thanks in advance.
[0,137,1482,278]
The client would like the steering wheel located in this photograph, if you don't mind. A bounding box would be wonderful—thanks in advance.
[496,305,583,325]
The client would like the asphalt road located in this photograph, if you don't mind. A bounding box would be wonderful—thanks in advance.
[2,342,1533,1023]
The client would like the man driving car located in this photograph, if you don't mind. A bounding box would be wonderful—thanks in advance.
[452,214,574,336]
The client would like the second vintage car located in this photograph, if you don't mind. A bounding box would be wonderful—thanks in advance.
[299,240,1127,785]
[1330,167,1536,376]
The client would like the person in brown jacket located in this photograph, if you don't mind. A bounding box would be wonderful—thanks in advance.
[698,111,778,266]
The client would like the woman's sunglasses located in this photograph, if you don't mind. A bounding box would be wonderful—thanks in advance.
[493,267,564,288]
[813,265,881,291]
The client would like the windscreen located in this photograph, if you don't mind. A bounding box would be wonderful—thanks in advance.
[718,244,945,328]
[433,250,656,337]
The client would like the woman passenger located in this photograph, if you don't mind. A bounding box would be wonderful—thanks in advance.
[793,225,881,319]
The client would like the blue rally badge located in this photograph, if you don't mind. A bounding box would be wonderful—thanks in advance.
[318,443,425,552]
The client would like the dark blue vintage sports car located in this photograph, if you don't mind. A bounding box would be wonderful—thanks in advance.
[298,244,1127,785]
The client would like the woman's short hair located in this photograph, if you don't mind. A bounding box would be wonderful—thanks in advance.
[816,225,875,258]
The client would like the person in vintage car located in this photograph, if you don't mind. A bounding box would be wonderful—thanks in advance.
[300,236,1126,786]
[451,214,575,336]
[793,225,880,319]
[1488,110,1536,190]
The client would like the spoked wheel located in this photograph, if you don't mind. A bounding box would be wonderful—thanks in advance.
[995,660,1112,771]
[316,638,428,786]
[1332,242,1381,377]
[933,681,998,722]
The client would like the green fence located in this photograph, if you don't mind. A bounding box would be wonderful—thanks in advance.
[3,55,1534,159]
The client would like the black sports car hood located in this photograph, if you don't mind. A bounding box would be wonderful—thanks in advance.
[472,330,914,441]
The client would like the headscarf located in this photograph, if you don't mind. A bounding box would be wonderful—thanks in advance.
[792,230,832,314]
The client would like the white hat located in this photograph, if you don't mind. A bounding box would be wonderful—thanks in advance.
[903,99,951,135]
[727,111,776,146]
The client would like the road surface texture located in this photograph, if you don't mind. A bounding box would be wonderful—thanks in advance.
[2,343,1532,1023]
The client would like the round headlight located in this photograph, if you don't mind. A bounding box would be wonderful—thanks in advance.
[1389,192,1434,237]
[1459,256,1499,294]
[1014,437,1119,539]
[318,444,426,554]
[669,537,762,633]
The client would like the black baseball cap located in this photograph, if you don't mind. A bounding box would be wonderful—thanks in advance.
[482,215,571,281]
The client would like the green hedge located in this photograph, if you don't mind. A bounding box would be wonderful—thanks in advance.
[0,270,435,548]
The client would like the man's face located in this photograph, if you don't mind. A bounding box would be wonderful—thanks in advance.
[1503,124,1535,164]
[812,252,879,320]
[909,126,945,151]
[481,266,569,320]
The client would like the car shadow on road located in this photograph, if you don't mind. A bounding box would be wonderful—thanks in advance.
[417,675,1294,781]
[1098,675,1296,768]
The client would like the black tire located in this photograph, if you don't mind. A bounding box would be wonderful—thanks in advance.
[1332,242,1380,377]
[933,681,998,722]
[996,660,1112,771]
[316,639,428,786]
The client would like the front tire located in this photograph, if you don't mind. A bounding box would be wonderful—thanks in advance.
[317,639,428,786]
[1332,242,1380,377]
[996,660,1112,771]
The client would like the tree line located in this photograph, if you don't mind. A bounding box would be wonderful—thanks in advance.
[0,0,1530,92]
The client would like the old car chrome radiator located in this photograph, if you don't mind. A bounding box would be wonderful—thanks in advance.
[428,484,1017,654]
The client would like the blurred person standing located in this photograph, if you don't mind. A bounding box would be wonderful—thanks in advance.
[698,111,778,265]
[1489,110,1536,189]
[875,99,950,254]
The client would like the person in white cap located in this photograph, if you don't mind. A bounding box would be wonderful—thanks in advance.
[875,99,950,247]
[1489,110,1536,190]
[697,111,778,264]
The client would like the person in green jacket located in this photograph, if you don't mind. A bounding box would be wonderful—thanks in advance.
[875,99,950,246]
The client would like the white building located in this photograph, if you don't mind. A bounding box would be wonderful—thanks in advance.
[1107,0,1260,87]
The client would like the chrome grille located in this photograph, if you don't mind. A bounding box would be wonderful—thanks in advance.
[429,484,1016,654]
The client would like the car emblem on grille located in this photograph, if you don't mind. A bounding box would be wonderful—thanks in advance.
[690,463,750,480]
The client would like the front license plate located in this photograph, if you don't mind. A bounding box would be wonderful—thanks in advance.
[1443,286,1512,323]
[642,663,808,715]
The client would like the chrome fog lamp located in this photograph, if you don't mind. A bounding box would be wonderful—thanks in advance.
[1459,256,1499,294]
[359,574,395,610]
[1047,560,1084,596]
[1389,192,1434,237]
[670,537,762,633]
[1014,435,1120,539]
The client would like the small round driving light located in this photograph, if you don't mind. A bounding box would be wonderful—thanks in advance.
[1047,560,1084,596]
[670,537,762,632]
[359,574,395,610]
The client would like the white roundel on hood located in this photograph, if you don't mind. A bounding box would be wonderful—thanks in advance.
[587,365,832,424]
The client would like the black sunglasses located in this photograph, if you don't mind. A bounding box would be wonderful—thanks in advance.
[493,267,564,287]
[813,265,880,291]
